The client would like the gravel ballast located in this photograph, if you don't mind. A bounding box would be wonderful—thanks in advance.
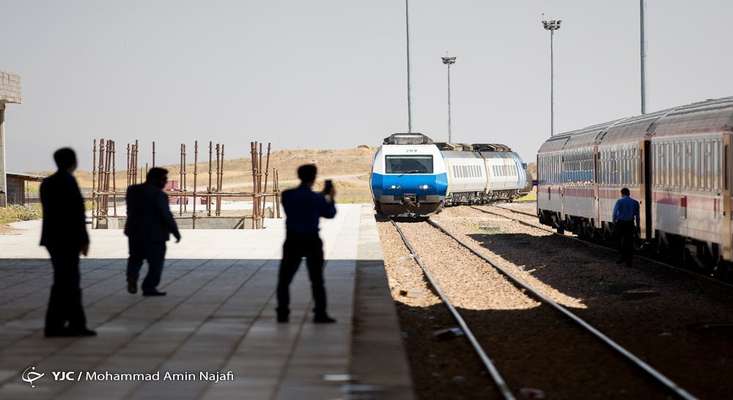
[385,219,664,399]
[435,204,733,399]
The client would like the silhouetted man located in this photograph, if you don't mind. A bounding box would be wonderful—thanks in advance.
[125,167,181,296]
[40,148,96,337]
[277,164,337,323]
[613,187,640,266]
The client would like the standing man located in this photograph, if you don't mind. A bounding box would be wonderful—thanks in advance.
[40,148,95,337]
[613,187,640,266]
[277,164,337,323]
[124,167,180,296]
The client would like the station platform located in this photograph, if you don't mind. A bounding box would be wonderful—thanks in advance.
[0,204,414,400]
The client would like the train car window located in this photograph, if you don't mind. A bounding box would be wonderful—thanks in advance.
[385,155,434,174]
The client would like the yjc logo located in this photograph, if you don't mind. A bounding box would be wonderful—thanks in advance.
[21,366,45,388]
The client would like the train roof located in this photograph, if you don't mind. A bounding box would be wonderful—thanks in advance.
[382,133,433,145]
[435,142,513,152]
[538,96,733,153]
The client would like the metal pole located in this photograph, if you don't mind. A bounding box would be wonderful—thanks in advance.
[208,141,212,216]
[550,29,555,137]
[640,0,647,114]
[447,63,452,143]
[193,141,198,229]
[405,0,413,132]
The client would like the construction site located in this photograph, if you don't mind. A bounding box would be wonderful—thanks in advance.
[90,139,281,230]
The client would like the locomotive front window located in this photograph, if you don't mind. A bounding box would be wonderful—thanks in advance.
[385,155,433,174]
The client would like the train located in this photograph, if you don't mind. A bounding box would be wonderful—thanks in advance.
[371,133,529,216]
[537,96,733,271]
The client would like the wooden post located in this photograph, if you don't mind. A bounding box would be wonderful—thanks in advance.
[152,141,156,168]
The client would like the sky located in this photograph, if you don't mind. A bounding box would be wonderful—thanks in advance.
[2,0,732,171]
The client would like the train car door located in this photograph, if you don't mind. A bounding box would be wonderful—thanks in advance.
[641,139,653,241]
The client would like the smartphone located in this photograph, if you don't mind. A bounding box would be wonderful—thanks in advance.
[323,179,334,194]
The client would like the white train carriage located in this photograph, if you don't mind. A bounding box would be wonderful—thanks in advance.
[480,151,528,198]
[537,136,569,228]
[552,126,605,236]
[594,113,664,241]
[442,150,488,205]
[648,99,733,265]
[537,96,733,270]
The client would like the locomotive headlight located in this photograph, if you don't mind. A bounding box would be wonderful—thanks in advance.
[390,184,399,190]
[419,184,430,190]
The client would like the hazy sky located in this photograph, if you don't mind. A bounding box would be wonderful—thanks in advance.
[2,1,732,171]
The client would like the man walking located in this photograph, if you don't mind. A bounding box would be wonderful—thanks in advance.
[124,167,180,296]
[613,187,640,266]
[277,164,337,323]
[40,148,96,337]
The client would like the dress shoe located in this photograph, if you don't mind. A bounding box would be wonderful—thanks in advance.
[46,327,97,337]
[142,290,167,297]
[68,328,97,337]
[45,328,72,338]
[313,314,336,324]
[127,280,138,294]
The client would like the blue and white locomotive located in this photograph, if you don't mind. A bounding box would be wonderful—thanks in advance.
[371,133,529,217]
[370,133,449,216]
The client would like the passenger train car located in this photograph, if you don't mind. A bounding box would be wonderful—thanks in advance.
[537,96,733,270]
[439,143,528,205]
[371,133,529,216]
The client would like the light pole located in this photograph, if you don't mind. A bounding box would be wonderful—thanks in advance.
[405,0,413,132]
[542,18,561,137]
[640,0,647,114]
[442,55,456,143]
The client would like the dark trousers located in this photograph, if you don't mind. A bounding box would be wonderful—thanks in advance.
[45,247,87,333]
[277,234,327,317]
[127,239,167,292]
[616,220,635,264]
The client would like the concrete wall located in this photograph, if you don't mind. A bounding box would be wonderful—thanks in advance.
[0,72,22,104]
[0,71,22,207]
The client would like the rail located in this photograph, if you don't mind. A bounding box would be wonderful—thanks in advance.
[390,219,516,400]
[427,216,697,400]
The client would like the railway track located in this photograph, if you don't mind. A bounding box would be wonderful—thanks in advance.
[482,204,733,290]
[390,217,697,400]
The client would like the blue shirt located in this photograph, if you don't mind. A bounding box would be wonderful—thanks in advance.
[282,185,337,235]
[613,195,640,224]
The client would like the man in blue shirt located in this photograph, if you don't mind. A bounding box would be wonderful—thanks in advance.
[277,164,337,323]
[613,187,640,266]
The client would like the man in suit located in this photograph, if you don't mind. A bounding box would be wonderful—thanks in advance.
[40,148,96,337]
[277,164,337,324]
[124,167,181,296]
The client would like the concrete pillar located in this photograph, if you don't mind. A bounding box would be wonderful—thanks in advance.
[0,103,6,207]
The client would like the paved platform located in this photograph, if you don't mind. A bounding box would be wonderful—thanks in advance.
[0,204,414,400]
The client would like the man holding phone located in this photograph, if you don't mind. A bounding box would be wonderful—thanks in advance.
[276,164,337,323]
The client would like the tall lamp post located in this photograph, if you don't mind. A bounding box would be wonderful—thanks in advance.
[405,0,413,132]
[442,55,456,143]
[640,0,647,114]
[542,18,561,137]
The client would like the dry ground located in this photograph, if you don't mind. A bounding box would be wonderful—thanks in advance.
[73,146,376,203]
